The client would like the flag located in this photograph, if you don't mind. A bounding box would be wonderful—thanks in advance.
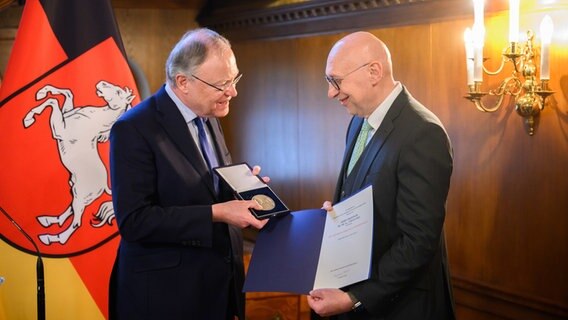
[0,0,140,318]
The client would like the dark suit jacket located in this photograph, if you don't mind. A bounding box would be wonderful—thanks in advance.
[108,85,244,320]
[333,87,455,320]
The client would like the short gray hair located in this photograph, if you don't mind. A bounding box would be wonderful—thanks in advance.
[165,28,231,86]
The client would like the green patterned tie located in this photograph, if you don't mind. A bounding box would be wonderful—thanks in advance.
[347,119,372,175]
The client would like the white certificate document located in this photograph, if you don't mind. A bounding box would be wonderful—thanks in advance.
[313,185,374,289]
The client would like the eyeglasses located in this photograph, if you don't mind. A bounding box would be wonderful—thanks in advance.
[191,73,243,92]
[325,63,370,91]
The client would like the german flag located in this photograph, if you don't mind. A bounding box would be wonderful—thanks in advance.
[0,0,140,318]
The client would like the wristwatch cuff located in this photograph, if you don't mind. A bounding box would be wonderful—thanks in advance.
[346,292,363,311]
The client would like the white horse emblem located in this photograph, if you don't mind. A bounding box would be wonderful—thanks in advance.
[23,81,135,245]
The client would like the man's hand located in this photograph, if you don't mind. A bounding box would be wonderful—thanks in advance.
[211,164,273,229]
[251,165,270,183]
[212,200,268,229]
[307,288,353,317]
[321,201,336,218]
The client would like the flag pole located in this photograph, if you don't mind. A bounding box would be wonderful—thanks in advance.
[0,206,45,320]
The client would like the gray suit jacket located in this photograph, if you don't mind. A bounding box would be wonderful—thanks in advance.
[333,87,455,320]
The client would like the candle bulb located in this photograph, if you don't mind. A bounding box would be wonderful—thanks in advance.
[540,15,553,80]
[473,0,484,29]
[464,28,474,86]
[472,23,485,82]
[472,0,485,82]
[509,0,520,43]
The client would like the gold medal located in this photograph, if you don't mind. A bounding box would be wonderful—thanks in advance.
[252,194,276,211]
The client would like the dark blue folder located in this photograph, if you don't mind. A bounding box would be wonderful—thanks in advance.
[243,209,327,294]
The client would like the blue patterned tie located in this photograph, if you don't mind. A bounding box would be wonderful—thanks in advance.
[194,117,219,192]
[347,119,372,175]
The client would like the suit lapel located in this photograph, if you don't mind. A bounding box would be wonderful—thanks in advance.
[334,117,361,201]
[154,87,217,196]
[350,117,393,189]
[344,88,410,194]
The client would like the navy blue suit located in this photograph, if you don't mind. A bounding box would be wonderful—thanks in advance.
[334,87,455,320]
[109,85,244,320]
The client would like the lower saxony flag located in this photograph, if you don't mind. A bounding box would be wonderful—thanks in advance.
[0,0,140,318]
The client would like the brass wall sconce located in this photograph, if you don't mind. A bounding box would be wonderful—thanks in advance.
[463,0,554,136]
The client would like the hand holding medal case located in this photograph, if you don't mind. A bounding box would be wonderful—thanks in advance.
[213,163,289,219]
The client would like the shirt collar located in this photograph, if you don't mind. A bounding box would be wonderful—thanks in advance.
[366,81,402,131]
[165,84,198,123]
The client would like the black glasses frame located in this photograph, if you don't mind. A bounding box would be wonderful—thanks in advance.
[191,73,243,92]
[325,62,371,91]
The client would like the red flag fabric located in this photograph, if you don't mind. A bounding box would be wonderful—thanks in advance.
[0,0,139,318]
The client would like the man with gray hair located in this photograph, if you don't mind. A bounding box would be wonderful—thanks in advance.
[109,28,267,320]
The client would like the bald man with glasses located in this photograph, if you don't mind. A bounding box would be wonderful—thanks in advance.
[109,28,268,320]
[308,31,456,320]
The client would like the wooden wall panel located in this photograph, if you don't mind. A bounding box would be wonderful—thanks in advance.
[435,9,568,318]
[222,38,303,210]
[0,6,20,80]
[295,35,351,209]
[114,8,200,93]
[373,25,434,105]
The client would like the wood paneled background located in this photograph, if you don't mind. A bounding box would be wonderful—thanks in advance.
[1,1,567,319]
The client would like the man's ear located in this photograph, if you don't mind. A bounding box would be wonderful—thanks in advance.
[368,61,383,85]
[176,74,190,93]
